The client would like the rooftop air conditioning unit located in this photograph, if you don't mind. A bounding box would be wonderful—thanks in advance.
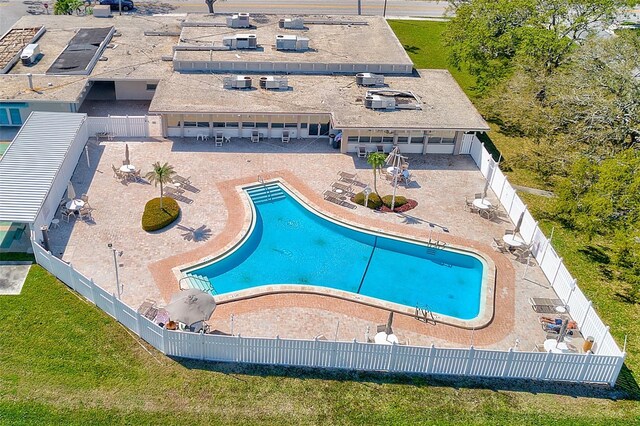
[222,34,258,49]
[21,44,41,65]
[364,95,396,110]
[259,76,289,90]
[224,75,253,89]
[356,73,384,86]
[227,13,251,28]
[279,17,305,29]
[275,35,309,51]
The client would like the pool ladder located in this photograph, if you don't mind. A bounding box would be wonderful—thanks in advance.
[257,175,273,202]
[415,305,436,325]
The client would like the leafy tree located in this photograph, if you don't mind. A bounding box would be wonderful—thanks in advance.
[145,162,176,209]
[54,0,84,15]
[445,0,631,91]
[366,152,387,195]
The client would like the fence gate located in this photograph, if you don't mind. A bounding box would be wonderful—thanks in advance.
[460,133,475,154]
[87,115,155,138]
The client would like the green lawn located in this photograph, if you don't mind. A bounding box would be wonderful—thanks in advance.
[1,267,639,424]
[389,19,640,394]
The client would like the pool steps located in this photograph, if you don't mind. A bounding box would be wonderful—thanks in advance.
[246,184,287,205]
[180,274,215,294]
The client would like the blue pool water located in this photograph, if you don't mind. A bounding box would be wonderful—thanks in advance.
[187,184,484,320]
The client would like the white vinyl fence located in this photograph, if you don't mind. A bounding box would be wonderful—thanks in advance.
[31,235,625,386]
[87,115,153,138]
[466,134,625,361]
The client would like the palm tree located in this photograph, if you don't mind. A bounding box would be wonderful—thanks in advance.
[145,162,176,209]
[367,152,387,195]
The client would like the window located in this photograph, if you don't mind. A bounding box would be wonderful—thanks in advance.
[256,122,268,128]
[213,122,226,128]
[359,136,371,143]
[242,122,256,128]
[347,136,359,143]
[226,122,239,128]
[146,83,158,91]
[271,123,284,128]
[371,136,382,143]
[320,122,330,135]
[300,123,308,129]
[396,137,409,144]
[382,136,394,143]
[285,123,297,128]
[308,123,319,135]
[183,121,198,127]
[196,122,209,128]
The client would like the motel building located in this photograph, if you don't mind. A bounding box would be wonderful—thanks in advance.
[0,13,488,156]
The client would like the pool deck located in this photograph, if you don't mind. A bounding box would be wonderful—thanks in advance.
[48,136,557,351]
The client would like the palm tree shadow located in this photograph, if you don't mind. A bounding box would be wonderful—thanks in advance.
[177,224,212,242]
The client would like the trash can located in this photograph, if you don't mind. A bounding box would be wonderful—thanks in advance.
[583,336,594,353]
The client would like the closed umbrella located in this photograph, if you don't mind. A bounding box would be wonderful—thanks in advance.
[385,311,394,335]
[385,146,399,165]
[556,318,569,344]
[514,211,525,234]
[67,182,76,200]
[124,144,130,165]
[165,288,216,326]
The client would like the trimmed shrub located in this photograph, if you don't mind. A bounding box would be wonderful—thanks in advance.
[142,197,180,231]
[353,191,382,209]
[382,195,408,208]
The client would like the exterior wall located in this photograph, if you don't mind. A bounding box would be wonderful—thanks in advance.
[114,80,158,101]
[32,119,89,241]
[343,128,426,154]
[173,60,413,75]
[162,112,331,139]
[0,101,75,127]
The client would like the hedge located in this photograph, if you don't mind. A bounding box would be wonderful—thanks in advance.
[381,195,408,208]
[353,191,383,209]
[142,197,180,231]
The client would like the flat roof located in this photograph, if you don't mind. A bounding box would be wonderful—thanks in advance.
[0,26,44,73]
[0,112,87,223]
[174,14,413,69]
[46,27,114,75]
[1,15,182,102]
[149,70,489,131]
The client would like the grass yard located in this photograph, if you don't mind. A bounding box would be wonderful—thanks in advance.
[1,267,639,425]
[389,19,640,395]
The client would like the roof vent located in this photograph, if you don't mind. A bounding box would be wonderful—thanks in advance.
[259,76,289,90]
[279,17,305,29]
[222,34,258,49]
[364,90,422,111]
[227,13,251,28]
[356,73,384,87]
[275,34,309,51]
[223,75,253,89]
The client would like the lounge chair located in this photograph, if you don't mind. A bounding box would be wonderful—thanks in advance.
[281,130,290,143]
[173,174,191,185]
[215,131,224,144]
[338,171,357,182]
[491,237,509,253]
[61,208,76,222]
[251,130,260,143]
[376,144,384,153]
[78,206,94,221]
[531,304,563,314]
[357,145,367,158]
[165,186,184,196]
[323,190,345,205]
[531,297,563,307]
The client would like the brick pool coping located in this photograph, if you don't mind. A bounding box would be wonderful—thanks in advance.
[149,170,515,346]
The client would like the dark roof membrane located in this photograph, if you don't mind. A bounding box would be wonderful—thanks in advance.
[46,27,113,74]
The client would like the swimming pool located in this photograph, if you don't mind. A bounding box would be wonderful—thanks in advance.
[185,183,490,322]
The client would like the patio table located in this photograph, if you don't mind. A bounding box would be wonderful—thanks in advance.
[503,234,526,248]
[374,332,399,345]
[543,339,577,354]
[120,164,135,173]
[66,199,85,211]
[472,198,492,210]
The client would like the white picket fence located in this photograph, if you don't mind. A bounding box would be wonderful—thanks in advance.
[31,237,625,386]
[466,135,625,360]
[86,116,151,138]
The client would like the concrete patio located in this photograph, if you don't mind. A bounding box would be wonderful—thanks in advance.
[47,135,558,351]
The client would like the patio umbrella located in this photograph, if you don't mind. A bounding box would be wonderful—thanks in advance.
[385,146,399,165]
[556,318,569,344]
[513,211,525,234]
[165,288,216,326]
[67,182,76,200]
[385,311,394,335]
[124,144,130,165]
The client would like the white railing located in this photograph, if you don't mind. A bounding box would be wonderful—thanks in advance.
[465,135,625,361]
[31,239,625,386]
[87,115,151,138]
